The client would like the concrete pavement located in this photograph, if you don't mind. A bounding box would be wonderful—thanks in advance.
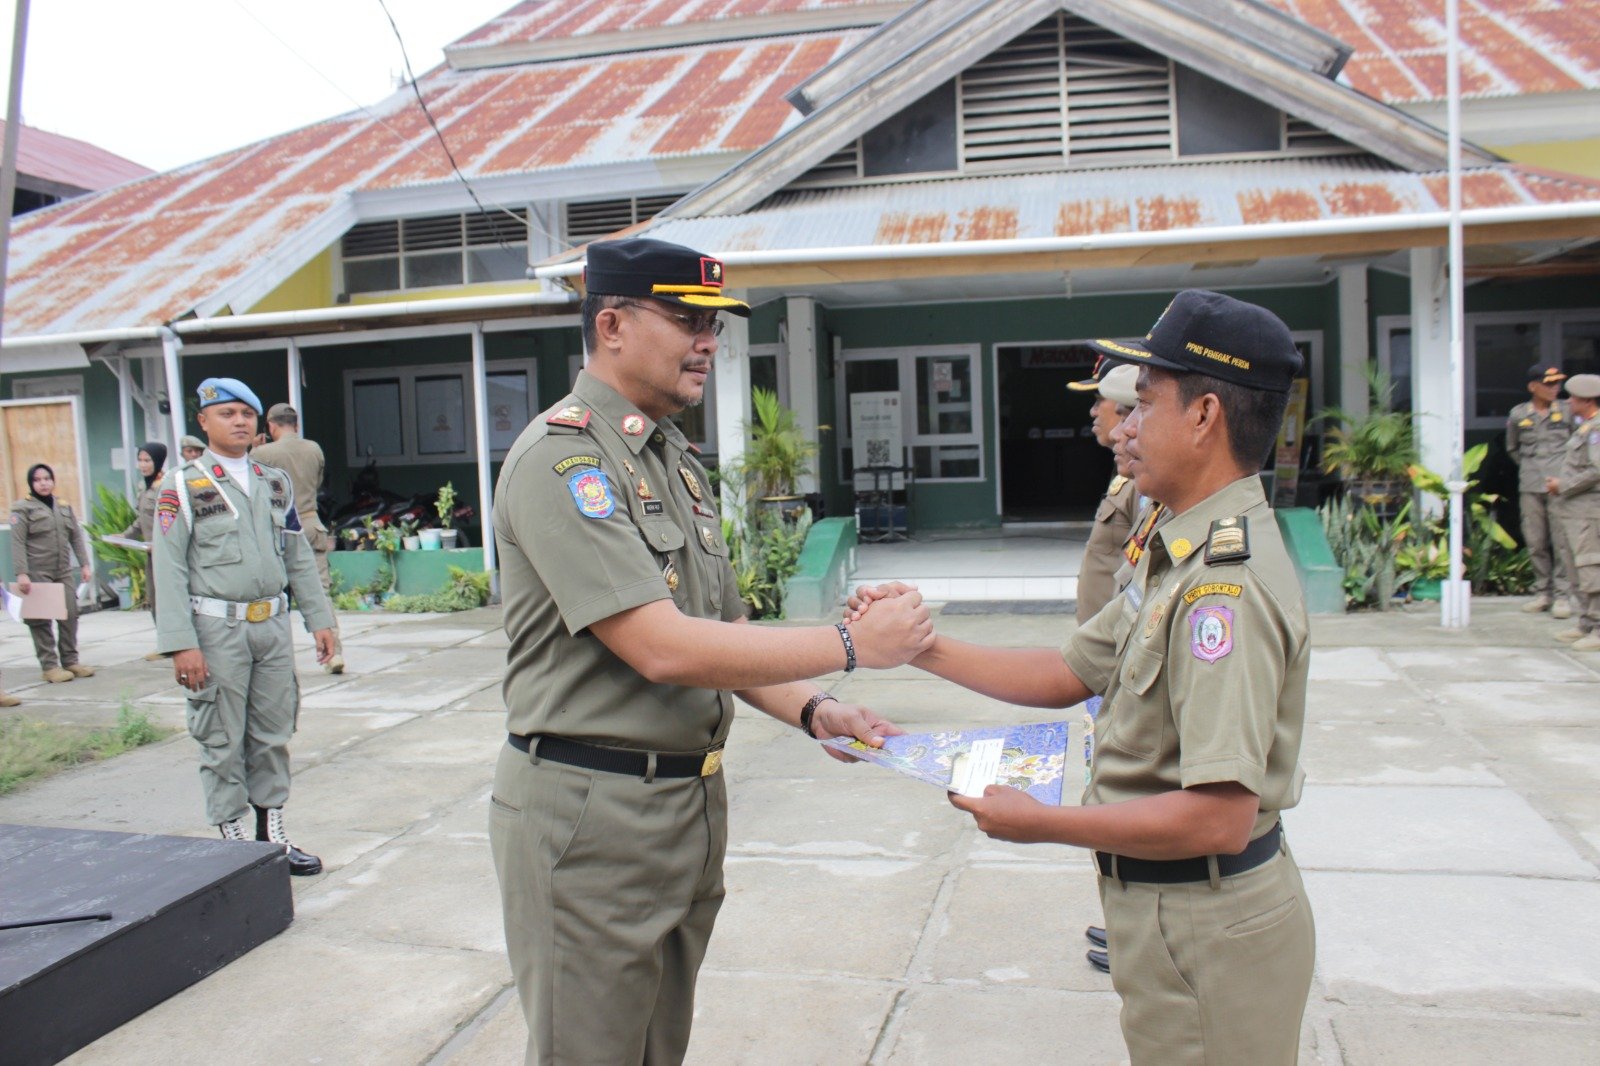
[1,599,1597,1064]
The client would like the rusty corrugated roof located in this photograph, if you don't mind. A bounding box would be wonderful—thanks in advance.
[1263,0,1600,102]
[0,119,152,194]
[2,30,862,338]
[644,156,1600,251]
[451,0,884,51]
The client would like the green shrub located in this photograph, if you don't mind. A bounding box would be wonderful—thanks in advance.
[382,566,492,613]
[85,485,148,607]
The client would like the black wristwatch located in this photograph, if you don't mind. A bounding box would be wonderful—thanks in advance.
[799,692,837,738]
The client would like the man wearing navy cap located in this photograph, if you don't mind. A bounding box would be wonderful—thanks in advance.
[855,290,1315,1064]
[489,237,933,1063]
[152,377,336,875]
[1508,364,1575,617]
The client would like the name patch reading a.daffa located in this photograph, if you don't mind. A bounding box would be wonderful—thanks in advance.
[1183,583,1243,605]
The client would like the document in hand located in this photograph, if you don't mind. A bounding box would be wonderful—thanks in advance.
[100,533,151,552]
[822,721,1070,805]
[4,582,69,621]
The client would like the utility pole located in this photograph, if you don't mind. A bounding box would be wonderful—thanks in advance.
[0,0,31,340]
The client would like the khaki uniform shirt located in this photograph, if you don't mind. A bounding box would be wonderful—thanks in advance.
[10,497,90,579]
[1506,400,1574,493]
[494,371,745,752]
[1063,476,1308,841]
[251,432,327,533]
[1557,416,1600,509]
[123,482,159,542]
[1078,474,1140,624]
[151,451,334,654]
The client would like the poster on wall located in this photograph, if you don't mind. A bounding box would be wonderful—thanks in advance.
[416,375,467,456]
[1272,378,1310,507]
[850,391,903,490]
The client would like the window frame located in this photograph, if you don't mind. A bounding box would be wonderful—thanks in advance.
[338,210,531,298]
[342,358,539,466]
[833,343,985,486]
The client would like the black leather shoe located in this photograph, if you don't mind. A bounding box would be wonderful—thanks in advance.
[283,844,323,877]
[1087,948,1110,974]
[1085,925,1107,948]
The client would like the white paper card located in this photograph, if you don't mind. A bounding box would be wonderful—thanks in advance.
[949,737,1005,797]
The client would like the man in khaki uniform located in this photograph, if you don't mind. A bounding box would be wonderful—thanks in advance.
[1547,373,1600,651]
[11,463,95,683]
[1507,364,1575,617]
[857,290,1314,1064]
[491,238,933,1065]
[1072,362,1142,624]
[252,403,343,673]
[179,435,205,463]
[153,377,337,875]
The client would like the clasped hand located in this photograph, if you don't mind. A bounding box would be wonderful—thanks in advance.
[843,584,934,667]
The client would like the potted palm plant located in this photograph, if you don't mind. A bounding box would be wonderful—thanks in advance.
[1316,366,1417,515]
[734,388,817,523]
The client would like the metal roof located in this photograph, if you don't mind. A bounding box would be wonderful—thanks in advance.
[1262,0,1600,103]
[645,156,1600,251]
[0,119,152,194]
[450,0,896,52]
[1,30,862,339]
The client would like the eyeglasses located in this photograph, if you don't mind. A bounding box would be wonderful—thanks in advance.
[622,300,724,337]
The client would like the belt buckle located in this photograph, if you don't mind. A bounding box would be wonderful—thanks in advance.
[700,749,724,777]
[244,599,273,623]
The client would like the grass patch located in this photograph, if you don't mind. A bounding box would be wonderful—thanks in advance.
[0,699,176,795]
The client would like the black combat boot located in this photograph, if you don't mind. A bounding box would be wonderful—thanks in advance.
[254,805,323,876]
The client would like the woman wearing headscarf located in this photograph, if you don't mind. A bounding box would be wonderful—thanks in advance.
[122,442,167,612]
[11,463,96,683]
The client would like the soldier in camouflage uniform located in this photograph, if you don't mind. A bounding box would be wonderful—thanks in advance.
[153,378,336,875]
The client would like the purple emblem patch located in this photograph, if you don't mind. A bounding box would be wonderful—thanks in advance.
[1190,605,1234,663]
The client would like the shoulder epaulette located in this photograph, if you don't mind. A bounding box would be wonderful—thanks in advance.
[686,441,702,455]
[1108,474,1130,495]
[547,404,590,430]
[1204,516,1250,565]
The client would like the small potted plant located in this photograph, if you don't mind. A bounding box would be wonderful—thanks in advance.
[436,482,459,548]
[400,518,421,551]
[1315,366,1417,517]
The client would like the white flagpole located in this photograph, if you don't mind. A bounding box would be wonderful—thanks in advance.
[1441,0,1471,627]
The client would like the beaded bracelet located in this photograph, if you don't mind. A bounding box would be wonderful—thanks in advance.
[835,622,857,673]
[799,692,838,738]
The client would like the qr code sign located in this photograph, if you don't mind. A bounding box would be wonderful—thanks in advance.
[866,439,891,466]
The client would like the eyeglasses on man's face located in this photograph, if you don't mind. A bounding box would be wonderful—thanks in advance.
[622,300,724,337]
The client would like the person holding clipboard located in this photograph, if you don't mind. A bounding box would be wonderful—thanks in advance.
[10,463,96,684]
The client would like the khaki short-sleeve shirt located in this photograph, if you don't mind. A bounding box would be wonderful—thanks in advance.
[1078,474,1140,624]
[494,372,745,752]
[1063,476,1309,841]
[1506,400,1574,493]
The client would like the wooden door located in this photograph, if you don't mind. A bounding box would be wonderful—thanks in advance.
[0,397,88,515]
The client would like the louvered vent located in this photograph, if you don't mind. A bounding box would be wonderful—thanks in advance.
[342,220,399,257]
[792,142,862,187]
[565,195,681,243]
[959,17,1066,172]
[1064,16,1173,162]
[1285,117,1350,153]
[401,214,464,251]
[466,208,529,246]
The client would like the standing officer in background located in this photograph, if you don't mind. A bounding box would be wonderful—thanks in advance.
[1507,364,1575,617]
[1071,361,1142,624]
[491,237,933,1065]
[1547,373,1600,652]
[11,463,96,683]
[179,435,206,463]
[252,403,343,674]
[855,290,1315,1064]
[153,378,337,875]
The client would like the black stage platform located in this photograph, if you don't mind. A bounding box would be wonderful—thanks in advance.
[0,825,292,1065]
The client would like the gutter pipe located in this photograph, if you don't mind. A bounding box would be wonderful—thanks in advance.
[534,201,1600,278]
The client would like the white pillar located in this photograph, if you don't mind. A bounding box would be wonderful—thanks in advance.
[1409,246,1451,515]
[160,328,186,447]
[469,323,497,582]
[1336,265,1369,417]
[115,354,137,500]
[287,339,304,427]
[785,296,820,495]
[715,298,751,520]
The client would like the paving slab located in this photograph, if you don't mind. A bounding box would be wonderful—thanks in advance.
[298,671,496,712]
[1460,723,1600,793]
[1299,720,1498,786]
[290,756,488,837]
[343,625,487,648]
[1309,646,1400,681]
[347,709,507,766]
[1302,679,1443,725]
[1329,1009,1600,1064]
[686,972,900,1064]
[1292,785,1597,878]
[1432,681,1599,728]
[879,986,1128,1065]
[286,708,420,765]
[728,774,970,860]
[383,645,512,677]
[1384,646,1593,684]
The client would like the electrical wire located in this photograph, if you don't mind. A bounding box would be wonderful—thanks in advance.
[375,0,562,253]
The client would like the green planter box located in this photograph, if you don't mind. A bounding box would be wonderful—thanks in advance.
[329,547,486,597]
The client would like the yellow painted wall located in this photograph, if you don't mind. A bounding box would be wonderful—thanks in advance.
[349,280,540,305]
[1486,137,1600,181]
[247,251,336,313]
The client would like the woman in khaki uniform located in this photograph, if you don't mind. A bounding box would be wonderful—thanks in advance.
[11,463,96,683]
[121,442,167,610]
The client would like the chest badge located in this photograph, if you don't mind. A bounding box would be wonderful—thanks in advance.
[566,469,616,519]
[622,458,637,477]
[679,466,704,501]
[701,526,717,550]
[636,478,654,500]
[1169,537,1193,560]
[1190,606,1234,663]
[662,559,680,591]
[622,414,646,436]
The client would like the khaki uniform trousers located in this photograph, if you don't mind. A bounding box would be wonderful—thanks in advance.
[489,741,727,1066]
[1099,844,1315,1066]
[308,527,341,652]
[184,612,299,825]
[26,569,81,671]
[1560,509,1600,633]
[1520,491,1572,603]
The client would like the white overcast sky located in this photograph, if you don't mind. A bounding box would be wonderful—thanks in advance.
[0,0,519,172]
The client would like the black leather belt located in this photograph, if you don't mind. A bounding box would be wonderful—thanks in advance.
[508,733,723,778]
[1096,822,1282,884]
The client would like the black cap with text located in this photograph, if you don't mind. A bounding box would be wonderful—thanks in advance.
[1088,289,1302,393]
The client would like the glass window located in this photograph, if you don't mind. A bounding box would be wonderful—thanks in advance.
[836,346,984,484]
[1175,66,1280,156]
[415,375,467,455]
[406,252,464,289]
[469,246,529,283]
[345,259,399,295]
[352,379,404,457]
[916,354,973,434]
[1385,327,1413,413]
[1474,321,1541,420]
[862,80,958,177]
[1561,319,1600,377]
[487,371,532,452]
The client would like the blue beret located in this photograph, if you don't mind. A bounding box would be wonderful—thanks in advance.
[196,377,263,415]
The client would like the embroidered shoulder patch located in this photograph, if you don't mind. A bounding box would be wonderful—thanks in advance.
[187,477,211,489]
[567,468,616,519]
[157,489,181,534]
[1204,517,1250,565]
[548,405,590,429]
[1183,582,1243,605]
[553,455,602,476]
[1190,606,1234,663]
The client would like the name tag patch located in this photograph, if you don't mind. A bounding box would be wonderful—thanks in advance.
[568,468,616,519]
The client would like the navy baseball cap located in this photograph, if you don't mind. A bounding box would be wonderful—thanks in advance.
[584,238,751,317]
[196,377,263,414]
[1088,290,1302,393]
[1528,363,1566,385]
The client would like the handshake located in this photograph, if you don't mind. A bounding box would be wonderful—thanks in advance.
[841,582,934,669]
